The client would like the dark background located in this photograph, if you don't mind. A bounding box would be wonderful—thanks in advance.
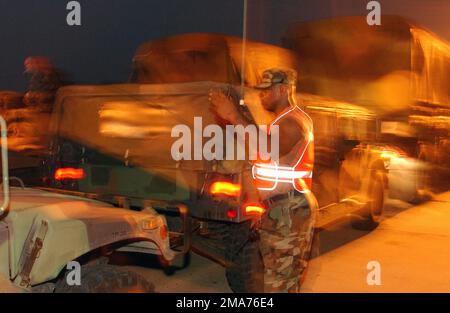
[0,0,448,91]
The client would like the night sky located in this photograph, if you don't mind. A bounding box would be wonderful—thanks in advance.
[0,0,448,91]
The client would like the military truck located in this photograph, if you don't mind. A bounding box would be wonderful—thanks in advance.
[0,115,180,293]
[283,15,450,195]
[40,33,409,292]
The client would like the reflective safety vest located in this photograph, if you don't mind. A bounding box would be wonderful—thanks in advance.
[252,105,314,194]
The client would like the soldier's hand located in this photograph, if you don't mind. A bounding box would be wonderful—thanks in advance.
[208,88,240,125]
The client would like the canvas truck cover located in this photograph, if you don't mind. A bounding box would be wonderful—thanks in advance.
[282,16,450,114]
[51,81,374,170]
[50,82,277,193]
[132,33,298,88]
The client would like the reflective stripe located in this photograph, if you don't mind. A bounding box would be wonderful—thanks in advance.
[252,162,313,193]
[254,165,312,180]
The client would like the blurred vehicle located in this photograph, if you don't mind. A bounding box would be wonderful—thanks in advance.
[0,115,177,293]
[0,91,50,186]
[283,15,450,195]
[41,33,403,292]
[0,91,23,110]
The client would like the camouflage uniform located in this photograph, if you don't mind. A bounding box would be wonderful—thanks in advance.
[259,192,315,293]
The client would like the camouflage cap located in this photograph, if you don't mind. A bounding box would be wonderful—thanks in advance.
[255,68,297,89]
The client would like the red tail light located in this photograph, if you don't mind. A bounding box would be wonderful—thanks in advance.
[227,208,237,219]
[244,203,266,216]
[54,168,85,180]
[210,181,241,197]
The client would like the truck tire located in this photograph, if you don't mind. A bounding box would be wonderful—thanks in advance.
[225,221,264,293]
[351,172,385,231]
[54,264,154,293]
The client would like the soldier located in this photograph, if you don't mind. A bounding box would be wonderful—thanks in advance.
[209,68,316,293]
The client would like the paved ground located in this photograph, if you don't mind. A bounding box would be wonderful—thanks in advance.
[302,191,450,292]
[127,191,450,293]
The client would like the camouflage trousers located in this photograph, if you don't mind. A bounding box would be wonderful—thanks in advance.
[259,191,316,293]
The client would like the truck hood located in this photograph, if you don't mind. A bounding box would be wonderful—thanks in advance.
[6,187,113,213]
[1,187,173,286]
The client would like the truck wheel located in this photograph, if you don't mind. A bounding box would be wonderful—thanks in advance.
[351,172,385,231]
[54,264,154,293]
[225,221,264,293]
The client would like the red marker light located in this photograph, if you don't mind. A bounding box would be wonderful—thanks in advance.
[227,208,237,219]
[210,181,241,197]
[54,168,85,180]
